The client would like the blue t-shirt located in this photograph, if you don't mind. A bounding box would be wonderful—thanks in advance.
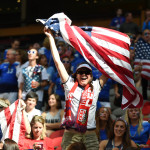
[110,16,125,30]
[142,21,150,31]
[100,129,108,141]
[0,62,19,93]
[130,121,150,150]
[52,72,65,100]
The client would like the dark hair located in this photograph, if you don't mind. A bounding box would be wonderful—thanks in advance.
[3,138,19,150]
[109,118,131,150]
[96,107,113,141]
[25,91,38,103]
[125,12,132,17]
[16,49,28,65]
[38,54,48,68]
[67,142,86,150]
[45,94,62,111]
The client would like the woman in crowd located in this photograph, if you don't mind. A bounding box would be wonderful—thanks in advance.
[99,118,137,150]
[23,115,54,150]
[96,107,113,142]
[42,94,64,137]
[44,26,108,150]
[125,108,150,149]
[48,55,72,108]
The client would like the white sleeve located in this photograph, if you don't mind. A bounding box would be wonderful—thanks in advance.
[41,68,49,80]
[18,71,24,83]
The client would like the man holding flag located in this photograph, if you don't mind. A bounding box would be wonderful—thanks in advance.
[37,13,143,150]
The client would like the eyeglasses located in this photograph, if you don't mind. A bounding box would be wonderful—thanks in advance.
[27,50,36,54]
[62,60,70,64]
[144,32,150,36]
[77,70,91,75]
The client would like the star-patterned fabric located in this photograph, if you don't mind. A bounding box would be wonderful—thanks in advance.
[22,65,44,92]
[134,38,150,80]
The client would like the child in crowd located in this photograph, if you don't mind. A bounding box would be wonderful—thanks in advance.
[42,94,64,137]
[25,91,42,122]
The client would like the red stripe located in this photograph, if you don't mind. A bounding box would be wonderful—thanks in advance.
[142,62,150,66]
[18,112,26,149]
[8,100,19,139]
[92,32,129,51]
[4,106,12,126]
[142,74,150,80]
[92,33,130,63]
[142,69,150,73]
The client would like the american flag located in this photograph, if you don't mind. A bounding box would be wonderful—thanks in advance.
[36,13,143,109]
[0,99,26,149]
[134,38,150,80]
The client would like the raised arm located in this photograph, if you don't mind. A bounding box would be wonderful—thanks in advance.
[44,28,69,83]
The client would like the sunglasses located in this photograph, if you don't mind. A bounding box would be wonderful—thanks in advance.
[77,70,91,75]
[27,50,36,54]
[62,60,70,64]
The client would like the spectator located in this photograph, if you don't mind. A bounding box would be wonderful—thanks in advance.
[125,108,150,150]
[142,9,150,31]
[120,12,141,39]
[99,118,137,150]
[24,91,42,122]
[96,107,113,142]
[110,8,125,31]
[44,28,108,150]
[23,115,54,150]
[3,39,20,61]
[42,94,64,137]
[18,48,49,110]
[2,138,19,150]
[0,49,19,103]
[38,54,55,107]
[134,29,150,100]
[38,37,55,67]
[57,40,67,58]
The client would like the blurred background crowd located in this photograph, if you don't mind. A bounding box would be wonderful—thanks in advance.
[0,0,150,150]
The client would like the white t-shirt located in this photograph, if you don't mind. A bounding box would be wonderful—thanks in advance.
[26,108,42,122]
[18,66,49,102]
[62,77,101,129]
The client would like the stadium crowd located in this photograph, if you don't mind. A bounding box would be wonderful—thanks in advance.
[0,8,149,150]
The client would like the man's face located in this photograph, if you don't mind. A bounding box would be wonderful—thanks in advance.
[126,13,133,22]
[76,67,92,87]
[28,49,38,60]
[6,50,15,62]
